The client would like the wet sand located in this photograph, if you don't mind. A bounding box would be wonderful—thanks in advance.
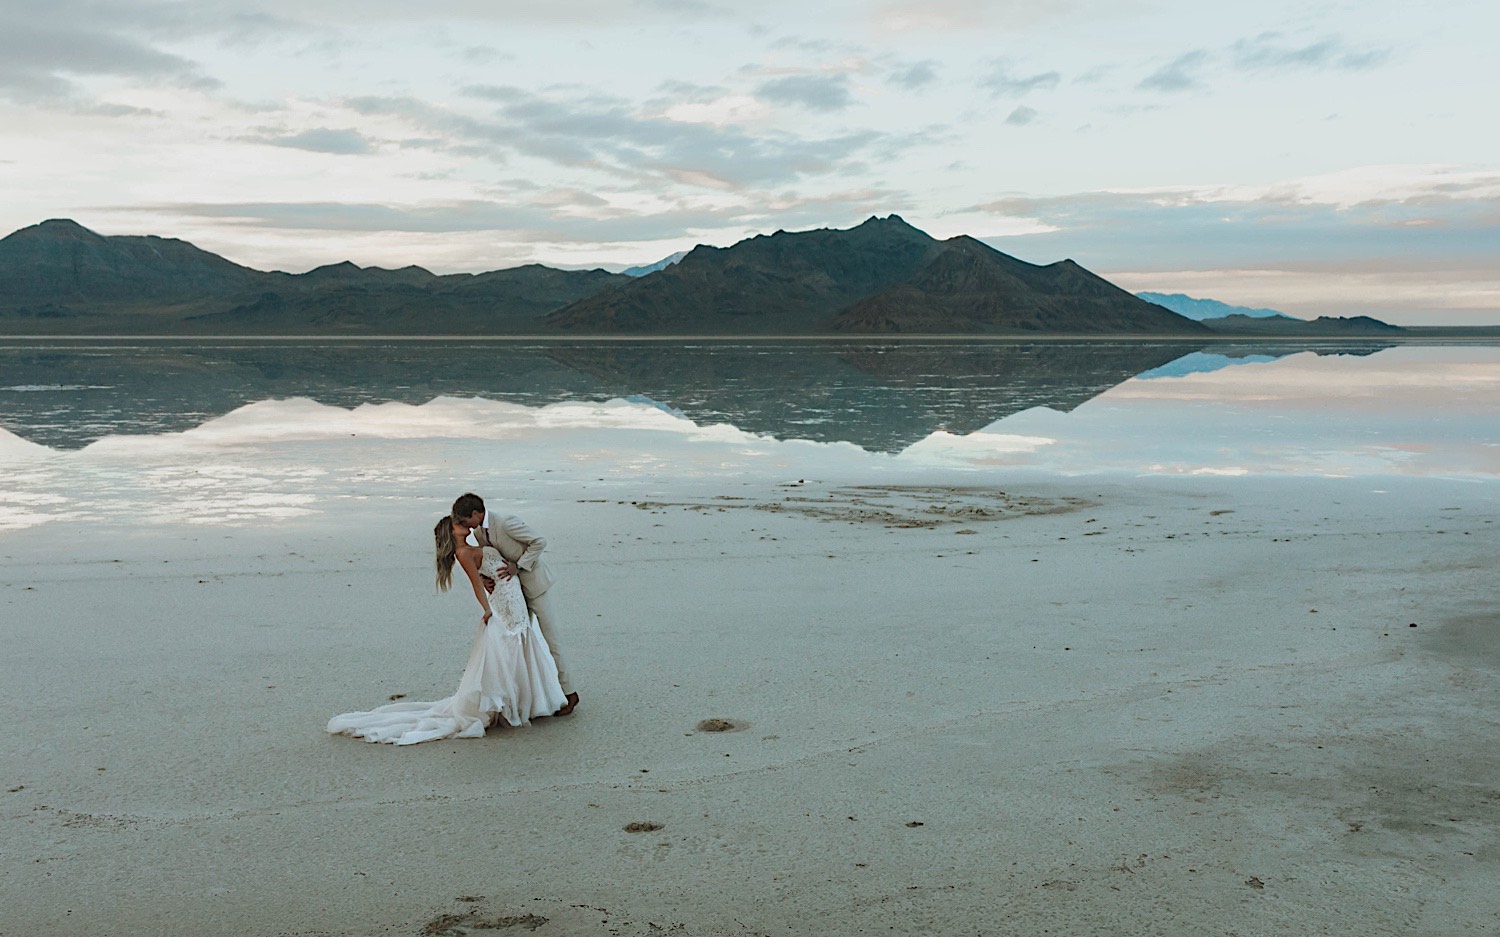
[2,475,1498,936]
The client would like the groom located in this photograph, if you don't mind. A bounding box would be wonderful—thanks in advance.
[451,492,579,716]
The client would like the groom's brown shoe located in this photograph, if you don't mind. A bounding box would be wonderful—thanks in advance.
[554,692,579,716]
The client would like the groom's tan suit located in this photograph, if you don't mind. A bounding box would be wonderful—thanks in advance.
[477,514,571,693]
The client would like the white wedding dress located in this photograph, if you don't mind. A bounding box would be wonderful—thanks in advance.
[327,547,568,745]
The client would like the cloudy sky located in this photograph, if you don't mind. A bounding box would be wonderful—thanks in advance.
[1,0,1495,324]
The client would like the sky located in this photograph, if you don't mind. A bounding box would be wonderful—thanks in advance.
[1,0,1496,325]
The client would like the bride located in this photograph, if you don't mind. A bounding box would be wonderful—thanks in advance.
[326,516,569,745]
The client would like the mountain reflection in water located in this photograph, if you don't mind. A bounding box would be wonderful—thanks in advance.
[0,340,1393,452]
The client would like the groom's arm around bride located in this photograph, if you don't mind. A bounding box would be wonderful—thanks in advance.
[484,514,554,598]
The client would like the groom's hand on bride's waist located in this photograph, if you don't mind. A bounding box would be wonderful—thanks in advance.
[480,566,516,593]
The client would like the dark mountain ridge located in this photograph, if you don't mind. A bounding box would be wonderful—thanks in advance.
[548,215,944,332]
[0,218,264,305]
[829,234,1202,334]
[1202,313,1404,336]
[0,216,1402,336]
[548,215,1209,335]
[0,219,627,333]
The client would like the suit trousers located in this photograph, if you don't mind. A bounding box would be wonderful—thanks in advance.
[527,589,572,694]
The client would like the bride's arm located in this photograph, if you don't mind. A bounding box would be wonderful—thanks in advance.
[454,548,492,625]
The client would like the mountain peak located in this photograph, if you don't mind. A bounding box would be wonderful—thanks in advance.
[303,260,364,277]
[858,213,914,229]
[846,214,935,249]
[3,218,105,243]
[622,250,690,277]
[546,214,1207,335]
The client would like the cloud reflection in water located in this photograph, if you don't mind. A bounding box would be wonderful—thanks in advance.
[0,345,1495,532]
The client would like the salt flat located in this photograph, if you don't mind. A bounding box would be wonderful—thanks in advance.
[2,472,1497,936]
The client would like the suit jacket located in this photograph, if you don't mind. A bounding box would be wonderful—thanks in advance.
[477,513,555,600]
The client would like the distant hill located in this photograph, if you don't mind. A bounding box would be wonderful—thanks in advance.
[1202,314,1404,336]
[550,215,1209,335]
[832,234,1206,334]
[187,264,625,334]
[622,251,689,277]
[0,219,626,333]
[1136,291,1293,321]
[1134,291,1407,335]
[0,218,264,307]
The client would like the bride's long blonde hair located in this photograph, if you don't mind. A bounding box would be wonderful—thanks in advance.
[434,516,457,591]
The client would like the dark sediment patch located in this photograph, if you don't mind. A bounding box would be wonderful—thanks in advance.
[694,718,743,733]
[623,821,664,833]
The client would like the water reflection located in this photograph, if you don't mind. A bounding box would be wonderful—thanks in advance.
[0,339,1390,452]
[0,342,1496,532]
[1008,345,1500,477]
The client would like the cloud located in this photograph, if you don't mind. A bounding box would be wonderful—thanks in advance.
[0,0,331,117]
[0,16,220,108]
[175,0,726,30]
[120,199,597,235]
[964,176,1500,322]
[1074,65,1114,85]
[1231,32,1391,72]
[106,183,911,248]
[351,85,898,190]
[1004,106,1038,126]
[460,45,513,65]
[964,174,1500,277]
[755,74,854,112]
[643,0,727,14]
[655,92,773,128]
[1138,50,1209,92]
[769,35,845,54]
[980,61,1061,97]
[887,60,939,90]
[872,0,1080,32]
[1139,33,1392,95]
[258,128,374,155]
[3,0,304,42]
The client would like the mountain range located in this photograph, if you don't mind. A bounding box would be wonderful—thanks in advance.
[0,218,624,334]
[547,215,1206,335]
[0,216,1206,335]
[0,216,1411,336]
[1129,291,1405,335]
[1134,292,1290,321]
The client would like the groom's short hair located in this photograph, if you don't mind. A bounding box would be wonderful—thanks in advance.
[452,493,485,519]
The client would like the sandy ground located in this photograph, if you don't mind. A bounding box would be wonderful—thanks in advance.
[2,474,1498,936]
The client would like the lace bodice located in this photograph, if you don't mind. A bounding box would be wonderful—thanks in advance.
[478,546,509,581]
[478,547,531,634]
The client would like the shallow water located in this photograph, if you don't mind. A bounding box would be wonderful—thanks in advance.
[0,339,1496,530]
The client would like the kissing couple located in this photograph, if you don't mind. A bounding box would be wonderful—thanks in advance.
[327,493,579,745]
